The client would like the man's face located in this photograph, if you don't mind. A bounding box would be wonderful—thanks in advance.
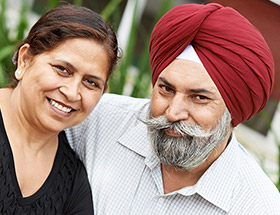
[147,59,232,170]
[150,59,226,131]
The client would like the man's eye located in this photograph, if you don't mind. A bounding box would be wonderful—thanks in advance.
[159,84,174,93]
[192,95,210,103]
[54,65,70,76]
[196,95,208,100]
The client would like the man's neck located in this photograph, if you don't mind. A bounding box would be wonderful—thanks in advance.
[161,130,233,194]
[161,164,203,193]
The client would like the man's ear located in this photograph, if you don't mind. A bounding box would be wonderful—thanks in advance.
[17,43,32,72]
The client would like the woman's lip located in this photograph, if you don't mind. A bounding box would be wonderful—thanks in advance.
[49,102,73,117]
[164,128,183,137]
[47,98,76,117]
[48,98,75,110]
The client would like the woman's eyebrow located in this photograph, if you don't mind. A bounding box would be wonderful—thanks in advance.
[53,58,106,85]
[53,58,76,71]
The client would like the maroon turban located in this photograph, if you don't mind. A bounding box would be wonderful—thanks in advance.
[149,3,274,127]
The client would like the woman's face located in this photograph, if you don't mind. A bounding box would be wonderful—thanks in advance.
[16,38,109,133]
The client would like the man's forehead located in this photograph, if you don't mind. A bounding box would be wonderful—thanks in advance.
[158,59,221,95]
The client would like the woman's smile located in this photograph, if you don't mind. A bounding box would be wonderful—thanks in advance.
[47,98,75,117]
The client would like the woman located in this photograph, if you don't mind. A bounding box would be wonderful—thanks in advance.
[0,4,119,214]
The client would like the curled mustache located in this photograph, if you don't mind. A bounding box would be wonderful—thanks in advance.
[141,108,232,170]
[142,116,215,138]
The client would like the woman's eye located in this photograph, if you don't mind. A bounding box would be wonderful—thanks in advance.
[54,65,70,76]
[83,79,99,89]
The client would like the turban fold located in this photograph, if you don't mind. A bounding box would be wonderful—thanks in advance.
[149,3,274,127]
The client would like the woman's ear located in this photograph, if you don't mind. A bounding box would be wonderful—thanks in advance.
[15,44,32,81]
[17,43,31,72]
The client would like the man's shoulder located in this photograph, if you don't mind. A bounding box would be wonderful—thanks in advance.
[66,94,150,157]
[209,136,280,213]
[78,93,150,132]
[232,139,280,212]
[101,93,150,108]
[94,93,150,116]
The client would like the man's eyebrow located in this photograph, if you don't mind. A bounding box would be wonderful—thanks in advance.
[189,88,215,95]
[159,76,215,95]
[159,77,174,88]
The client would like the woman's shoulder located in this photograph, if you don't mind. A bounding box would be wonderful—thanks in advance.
[0,88,12,95]
[0,88,12,108]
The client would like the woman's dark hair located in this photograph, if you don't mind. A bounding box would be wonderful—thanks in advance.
[13,4,120,83]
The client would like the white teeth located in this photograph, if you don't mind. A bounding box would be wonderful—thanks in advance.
[49,99,72,113]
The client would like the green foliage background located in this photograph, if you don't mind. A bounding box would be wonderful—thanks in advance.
[0,0,28,86]
[0,0,174,98]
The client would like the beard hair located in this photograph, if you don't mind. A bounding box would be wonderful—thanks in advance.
[142,108,232,171]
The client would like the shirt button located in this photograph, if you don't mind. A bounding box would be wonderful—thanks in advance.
[158,197,165,205]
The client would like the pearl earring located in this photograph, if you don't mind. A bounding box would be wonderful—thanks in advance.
[16,70,22,76]
[15,70,22,79]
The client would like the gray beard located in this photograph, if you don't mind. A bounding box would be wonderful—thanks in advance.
[142,108,232,171]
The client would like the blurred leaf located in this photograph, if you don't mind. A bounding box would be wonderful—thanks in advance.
[131,0,174,98]
[0,0,9,45]
[109,0,138,94]
[16,0,28,40]
[0,0,30,87]
[74,0,83,6]
[259,109,273,130]
[47,0,58,9]
[0,64,8,87]
[101,0,123,21]
[0,45,13,61]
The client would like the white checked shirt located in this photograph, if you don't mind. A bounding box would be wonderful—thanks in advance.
[66,93,280,215]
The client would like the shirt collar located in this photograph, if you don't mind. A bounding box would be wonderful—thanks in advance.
[117,106,152,159]
[178,134,241,212]
[117,110,161,170]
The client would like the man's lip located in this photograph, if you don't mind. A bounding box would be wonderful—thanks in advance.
[164,128,183,137]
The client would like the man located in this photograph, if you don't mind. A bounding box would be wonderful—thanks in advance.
[66,3,280,214]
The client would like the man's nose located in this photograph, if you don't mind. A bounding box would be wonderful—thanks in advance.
[165,94,189,122]
[59,79,82,102]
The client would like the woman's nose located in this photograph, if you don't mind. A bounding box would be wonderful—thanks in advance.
[59,79,81,102]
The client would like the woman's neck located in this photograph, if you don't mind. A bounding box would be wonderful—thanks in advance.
[0,88,59,151]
